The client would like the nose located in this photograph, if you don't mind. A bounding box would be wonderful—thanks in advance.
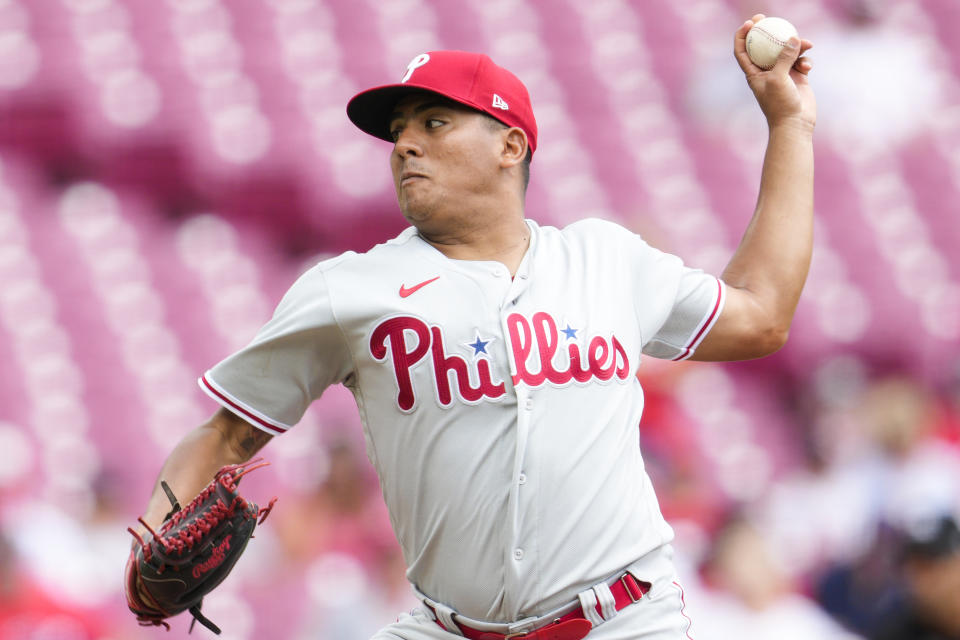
[393,126,423,159]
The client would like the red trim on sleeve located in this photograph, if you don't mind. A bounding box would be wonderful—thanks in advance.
[671,278,723,361]
[200,375,287,435]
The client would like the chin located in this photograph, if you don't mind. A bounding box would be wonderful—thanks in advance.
[399,198,437,225]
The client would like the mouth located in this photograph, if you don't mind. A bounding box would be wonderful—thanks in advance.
[400,171,428,186]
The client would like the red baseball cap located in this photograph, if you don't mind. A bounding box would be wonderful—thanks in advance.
[346,50,538,154]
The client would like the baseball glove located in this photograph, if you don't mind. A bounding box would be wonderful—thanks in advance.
[125,458,277,634]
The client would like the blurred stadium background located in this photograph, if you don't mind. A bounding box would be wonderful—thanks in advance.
[0,0,958,638]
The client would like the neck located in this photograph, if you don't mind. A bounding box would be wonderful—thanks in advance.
[418,209,530,276]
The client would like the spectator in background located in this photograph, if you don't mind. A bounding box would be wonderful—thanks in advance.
[0,527,105,640]
[756,384,876,583]
[5,474,130,612]
[932,364,960,448]
[760,375,960,580]
[817,521,905,638]
[693,514,863,640]
[874,515,960,640]
[810,376,960,637]
[858,377,960,529]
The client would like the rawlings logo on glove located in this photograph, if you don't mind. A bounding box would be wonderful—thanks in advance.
[192,535,232,579]
[125,459,277,635]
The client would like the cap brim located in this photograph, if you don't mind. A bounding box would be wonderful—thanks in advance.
[346,84,490,144]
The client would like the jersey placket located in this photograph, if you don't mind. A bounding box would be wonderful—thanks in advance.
[498,259,541,618]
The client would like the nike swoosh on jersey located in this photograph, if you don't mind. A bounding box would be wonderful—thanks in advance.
[399,276,440,298]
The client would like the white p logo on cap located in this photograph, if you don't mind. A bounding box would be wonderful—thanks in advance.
[402,53,430,83]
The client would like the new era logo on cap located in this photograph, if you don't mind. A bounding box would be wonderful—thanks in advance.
[346,50,538,153]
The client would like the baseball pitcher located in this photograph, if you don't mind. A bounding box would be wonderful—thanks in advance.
[127,14,815,640]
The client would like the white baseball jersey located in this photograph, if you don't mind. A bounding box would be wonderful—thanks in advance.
[200,218,724,623]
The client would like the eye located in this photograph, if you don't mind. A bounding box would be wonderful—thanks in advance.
[425,118,444,129]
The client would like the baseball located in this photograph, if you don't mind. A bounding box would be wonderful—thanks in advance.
[746,17,799,70]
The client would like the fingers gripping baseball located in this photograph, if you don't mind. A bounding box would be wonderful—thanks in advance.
[735,15,816,129]
[773,37,800,71]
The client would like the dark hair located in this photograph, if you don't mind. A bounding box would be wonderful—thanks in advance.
[902,515,960,561]
[486,116,532,193]
[520,148,532,193]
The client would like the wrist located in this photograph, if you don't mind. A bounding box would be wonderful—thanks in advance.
[767,116,816,137]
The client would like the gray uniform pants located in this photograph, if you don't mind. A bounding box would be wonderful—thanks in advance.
[371,547,695,640]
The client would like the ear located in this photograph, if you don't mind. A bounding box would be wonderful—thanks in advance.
[500,127,528,169]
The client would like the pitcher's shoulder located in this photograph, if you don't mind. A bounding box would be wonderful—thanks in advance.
[315,227,421,277]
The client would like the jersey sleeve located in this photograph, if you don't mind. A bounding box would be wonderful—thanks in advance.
[641,268,725,361]
[620,228,725,361]
[199,263,353,435]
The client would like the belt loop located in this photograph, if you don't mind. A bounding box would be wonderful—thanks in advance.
[593,582,617,621]
[577,587,604,627]
[621,573,646,603]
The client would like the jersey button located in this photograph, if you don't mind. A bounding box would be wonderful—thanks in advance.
[525,398,533,410]
[518,472,527,485]
[513,548,524,561]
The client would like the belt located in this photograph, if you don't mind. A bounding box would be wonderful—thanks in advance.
[428,572,651,640]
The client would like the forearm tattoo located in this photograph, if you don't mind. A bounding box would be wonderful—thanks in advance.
[236,427,272,457]
[215,409,272,460]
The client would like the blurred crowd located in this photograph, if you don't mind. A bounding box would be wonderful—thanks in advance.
[648,369,960,640]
